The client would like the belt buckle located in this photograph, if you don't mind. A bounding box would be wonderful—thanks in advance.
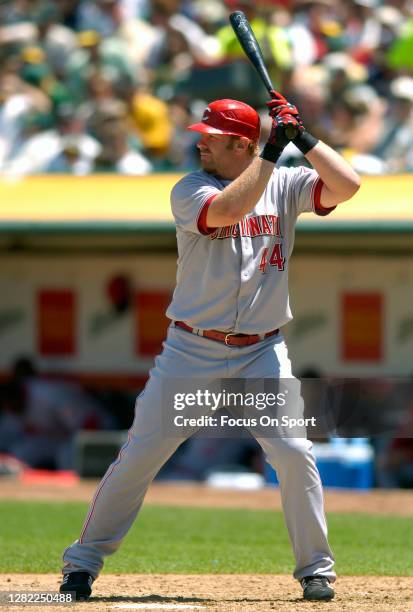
[224,332,236,346]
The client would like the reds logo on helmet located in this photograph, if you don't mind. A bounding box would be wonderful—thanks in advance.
[202,108,211,122]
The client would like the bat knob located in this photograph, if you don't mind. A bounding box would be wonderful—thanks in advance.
[285,126,298,140]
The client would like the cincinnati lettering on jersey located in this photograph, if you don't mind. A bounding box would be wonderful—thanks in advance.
[210,214,281,240]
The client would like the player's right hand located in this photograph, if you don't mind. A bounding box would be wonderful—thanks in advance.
[267,114,301,150]
[260,109,302,163]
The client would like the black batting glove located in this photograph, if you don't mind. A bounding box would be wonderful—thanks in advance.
[266,91,319,155]
[260,114,300,164]
[275,105,319,155]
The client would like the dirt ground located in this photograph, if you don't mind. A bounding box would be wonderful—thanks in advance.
[2,480,413,611]
[0,574,412,612]
[2,479,413,516]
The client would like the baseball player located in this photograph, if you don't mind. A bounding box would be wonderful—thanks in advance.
[60,94,360,602]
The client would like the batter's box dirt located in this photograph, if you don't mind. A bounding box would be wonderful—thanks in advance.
[1,574,412,612]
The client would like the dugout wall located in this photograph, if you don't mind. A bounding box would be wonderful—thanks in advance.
[0,174,412,384]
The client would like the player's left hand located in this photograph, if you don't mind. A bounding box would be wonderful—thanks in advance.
[266,89,320,155]
[260,90,312,162]
[268,114,301,150]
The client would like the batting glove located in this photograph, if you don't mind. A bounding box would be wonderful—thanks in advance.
[266,89,289,111]
[260,114,300,163]
[266,90,319,155]
[267,93,301,123]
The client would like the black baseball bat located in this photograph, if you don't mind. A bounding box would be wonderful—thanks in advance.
[229,10,298,140]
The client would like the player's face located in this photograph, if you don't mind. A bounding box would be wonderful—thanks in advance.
[197,133,235,174]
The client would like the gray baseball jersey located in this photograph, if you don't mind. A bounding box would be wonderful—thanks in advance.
[167,166,334,334]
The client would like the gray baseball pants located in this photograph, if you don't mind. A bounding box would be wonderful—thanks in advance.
[62,324,335,582]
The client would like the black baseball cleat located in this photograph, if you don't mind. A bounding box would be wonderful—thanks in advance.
[301,576,334,601]
[60,571,94,601]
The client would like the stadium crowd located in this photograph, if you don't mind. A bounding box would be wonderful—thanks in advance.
[1,0,413,177]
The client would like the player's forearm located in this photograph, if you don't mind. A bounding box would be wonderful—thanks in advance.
[305,141,361,207]
[207,157,274,227]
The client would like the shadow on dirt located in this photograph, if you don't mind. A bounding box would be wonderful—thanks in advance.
[94,593,304,605]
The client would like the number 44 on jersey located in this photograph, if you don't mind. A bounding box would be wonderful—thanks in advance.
[259,244,285,273]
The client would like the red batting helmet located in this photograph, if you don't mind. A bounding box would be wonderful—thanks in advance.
[187,99,260,141]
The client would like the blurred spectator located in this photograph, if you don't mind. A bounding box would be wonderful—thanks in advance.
[387,16,413,72]
[77,0,126,37]
[371,76,413,172]
[344,0,388,65]
[323,52,368,101]
[76,0,181,75]
[89,98,152,174]
[218,0,290,64]
[114,78,173,160]
[373,377,413,488]
[162,94,199,169]
[383,421,413,488]
[18,44,68,102]
[0,69,51,169]
[121,0,150,20]
[290,64,330,143]
[0,0,33,26]
[55,0,83,30]
[0,357,111,470]
[143,0,221,92]
[288,0,345,67]
[78,67,118,119]
[162,2,221,66]
[131,94,172,163]
[298,368,332,441]
[31,1,77,78]
[2,102,100,177]
[216,0,292,92]
[65,29,136,104]
[328,84,386,172]
[0,2,36,49]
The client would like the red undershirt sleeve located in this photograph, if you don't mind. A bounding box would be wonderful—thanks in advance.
[197,193,218,235]
[313,178,337,216]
